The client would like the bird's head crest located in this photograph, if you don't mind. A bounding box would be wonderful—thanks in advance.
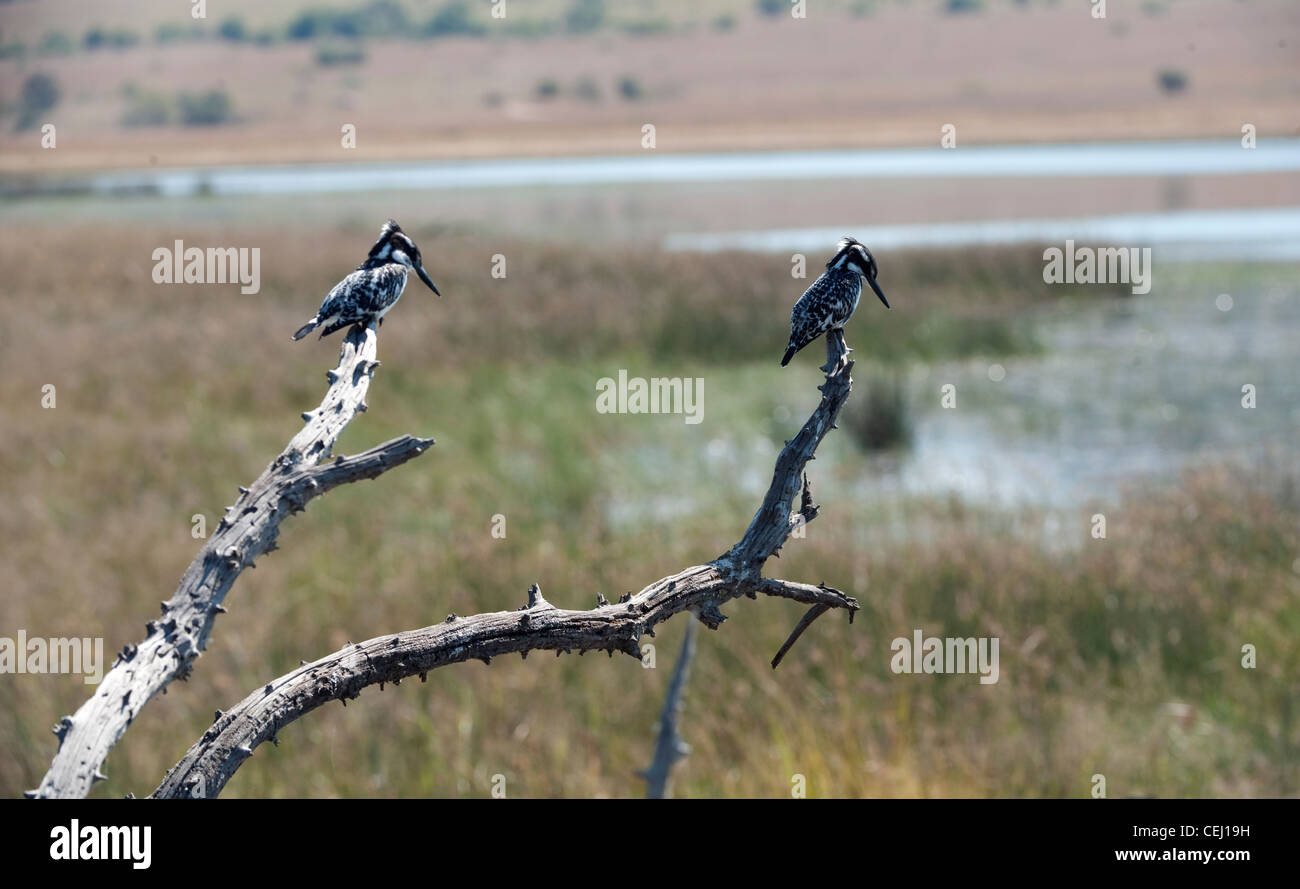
[829,236,888,307]
[369,220,412,260]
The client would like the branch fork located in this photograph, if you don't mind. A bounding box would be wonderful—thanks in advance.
[40,317,859,799]
[149,332,859,798]
[33,325,433,799]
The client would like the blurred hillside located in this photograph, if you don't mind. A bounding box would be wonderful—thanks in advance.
[2,0,1298,170]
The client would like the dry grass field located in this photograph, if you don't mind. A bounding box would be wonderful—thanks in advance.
[0,221,1295,798]
[2,0,1298,171]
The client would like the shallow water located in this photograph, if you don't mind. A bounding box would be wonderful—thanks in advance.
[61,138,1300,196]
[664,207,1300,260]
[857,265,1299,512]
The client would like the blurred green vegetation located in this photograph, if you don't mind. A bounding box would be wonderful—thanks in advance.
[6,0,1079,59]
[0,224,1294,798]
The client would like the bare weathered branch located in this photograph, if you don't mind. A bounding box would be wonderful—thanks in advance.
[152,332,860,798]
[771,604,832,669]
[35,325,433,799]
[151,571,855,798]
[722,330,852,572]
[641,621,697,799]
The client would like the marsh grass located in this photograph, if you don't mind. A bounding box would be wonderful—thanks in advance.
[843,370,913,453]
[0,224,1292,798]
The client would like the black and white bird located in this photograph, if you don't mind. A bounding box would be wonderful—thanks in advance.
[292,220,440,341]
[780,236,889,366]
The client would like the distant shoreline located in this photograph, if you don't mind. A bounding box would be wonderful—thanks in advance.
[6,110,1300,176]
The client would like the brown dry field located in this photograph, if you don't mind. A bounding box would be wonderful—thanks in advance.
[2,0,1298,172]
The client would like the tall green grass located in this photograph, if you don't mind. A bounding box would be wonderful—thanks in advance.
[0,224,1290,798]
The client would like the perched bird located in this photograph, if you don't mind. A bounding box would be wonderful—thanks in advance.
[292,220,440,341]
[780,236,889,366]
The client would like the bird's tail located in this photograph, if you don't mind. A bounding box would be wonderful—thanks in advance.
[291,317,319,341]
[780,343,798,366]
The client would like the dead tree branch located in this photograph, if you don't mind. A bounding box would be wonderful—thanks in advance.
[33,325,433,799]
[641,621,697,799]
[152,576,854,798]
[152,332,858,799]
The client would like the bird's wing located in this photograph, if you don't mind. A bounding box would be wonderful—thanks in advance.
[318,269,370,318]
[790,276,835,327]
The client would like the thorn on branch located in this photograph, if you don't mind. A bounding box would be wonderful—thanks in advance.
[799,473,818,518]
[696,603,727,630]
[524,583,550,609]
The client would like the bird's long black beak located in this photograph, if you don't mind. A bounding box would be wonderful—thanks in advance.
[416,264,440,296]
[867,273,889,308]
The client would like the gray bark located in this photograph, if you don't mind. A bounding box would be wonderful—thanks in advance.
[641,621,697,799]
[33,325,433,798]
[151,332,859,799]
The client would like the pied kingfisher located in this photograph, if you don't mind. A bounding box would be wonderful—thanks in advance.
[292,220,440,341]
[780,236,889,366]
